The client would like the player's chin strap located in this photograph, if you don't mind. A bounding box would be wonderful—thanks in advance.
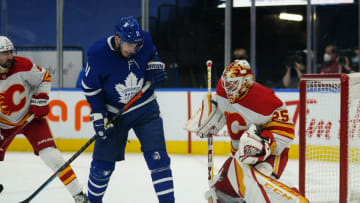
[0,65,8,74]
[19,81,152,203]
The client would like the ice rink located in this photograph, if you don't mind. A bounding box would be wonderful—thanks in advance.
[0,152,300,203]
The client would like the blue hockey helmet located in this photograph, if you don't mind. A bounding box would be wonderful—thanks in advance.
[115,16,143,45]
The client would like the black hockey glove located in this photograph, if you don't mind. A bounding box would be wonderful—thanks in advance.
[145,61,167,89]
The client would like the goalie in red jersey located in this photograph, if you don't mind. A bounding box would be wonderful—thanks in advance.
[186,60,308,203]
[0,36,87,203]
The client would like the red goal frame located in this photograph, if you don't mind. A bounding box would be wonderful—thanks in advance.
[299,74,349,203]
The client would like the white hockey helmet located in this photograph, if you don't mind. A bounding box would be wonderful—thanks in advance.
[0,36,14,53]
[221,60,254,103]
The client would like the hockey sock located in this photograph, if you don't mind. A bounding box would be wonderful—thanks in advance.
[144,150,175,203]
[88,159,114,203]
[39,147,82,196]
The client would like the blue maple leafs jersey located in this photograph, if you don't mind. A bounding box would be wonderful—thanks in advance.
[82,31,161,114]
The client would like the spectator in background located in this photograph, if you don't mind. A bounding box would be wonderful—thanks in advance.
[281,55,305,88]
[350,47,360,72]
[233,48,257,77]
[232,48,248,61]
[338,53,355,74]
[320,45,341,74]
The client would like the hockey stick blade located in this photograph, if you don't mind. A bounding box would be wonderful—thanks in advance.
[0,114,35,151]
[19,81,151,203]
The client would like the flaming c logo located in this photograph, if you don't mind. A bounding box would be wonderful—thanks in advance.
[0,84,26,116]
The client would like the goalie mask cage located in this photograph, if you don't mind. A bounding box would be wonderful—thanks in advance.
[299,73,360,203]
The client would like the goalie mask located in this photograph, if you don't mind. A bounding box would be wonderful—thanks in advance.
[221,60,254,103]
[0,36,15,73]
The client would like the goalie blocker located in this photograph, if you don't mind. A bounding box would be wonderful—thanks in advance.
[185,93,226,138]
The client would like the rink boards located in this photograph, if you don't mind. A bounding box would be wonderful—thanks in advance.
[8,88,357,160]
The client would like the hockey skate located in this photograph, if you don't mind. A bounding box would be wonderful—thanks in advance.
[73,191,88,203]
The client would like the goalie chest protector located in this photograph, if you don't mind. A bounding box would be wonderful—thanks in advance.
[216,80,284,140]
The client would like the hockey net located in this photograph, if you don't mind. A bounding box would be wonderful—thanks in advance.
[299,73,360,203]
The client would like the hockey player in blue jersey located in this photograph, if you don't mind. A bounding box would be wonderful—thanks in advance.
[82,16,175,203]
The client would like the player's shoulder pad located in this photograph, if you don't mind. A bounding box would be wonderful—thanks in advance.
[12,56,34,72]
[241,83,283,116]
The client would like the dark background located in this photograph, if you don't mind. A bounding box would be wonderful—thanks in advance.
[1,0,359,88]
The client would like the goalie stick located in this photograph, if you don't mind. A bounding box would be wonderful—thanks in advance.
[19,81,151,203]
[206,60,214,186]
[0,114,35,151]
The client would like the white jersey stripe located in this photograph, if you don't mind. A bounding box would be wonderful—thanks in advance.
[88,188,106,196]
[83,88,102,96]
[88,178,108,189]
[153,177,173,185]
[157,188,174,196]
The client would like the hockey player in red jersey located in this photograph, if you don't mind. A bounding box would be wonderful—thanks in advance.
[186,60,308,202]
[0,36,88,203]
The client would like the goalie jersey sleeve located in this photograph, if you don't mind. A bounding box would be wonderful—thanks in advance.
[216,79,295,178]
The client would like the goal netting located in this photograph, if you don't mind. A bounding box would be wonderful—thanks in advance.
[299,73,360,203]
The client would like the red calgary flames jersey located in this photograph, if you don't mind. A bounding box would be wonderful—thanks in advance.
[216,79,295,154]
[0,56,51,129]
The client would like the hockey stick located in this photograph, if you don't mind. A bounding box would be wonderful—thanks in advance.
[206,60,214,186]
[0,114,35,151]
[20,81,151,203]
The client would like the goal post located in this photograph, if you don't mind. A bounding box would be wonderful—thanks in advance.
[299,73,360,203]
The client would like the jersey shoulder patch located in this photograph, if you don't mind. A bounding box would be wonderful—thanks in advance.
[240,83,283,116]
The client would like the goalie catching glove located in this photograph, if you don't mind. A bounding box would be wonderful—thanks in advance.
[235,125,272,165]
[184,93,225,138]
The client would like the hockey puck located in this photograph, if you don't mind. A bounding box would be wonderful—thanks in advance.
[0,184,3,193]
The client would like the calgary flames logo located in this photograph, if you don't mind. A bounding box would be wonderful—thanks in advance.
[0,84,26,116]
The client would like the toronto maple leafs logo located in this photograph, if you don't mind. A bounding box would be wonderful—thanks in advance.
[115,72,144,104]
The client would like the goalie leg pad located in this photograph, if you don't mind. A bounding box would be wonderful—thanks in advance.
[213,157,241,198]
[254,161,274,177]
[144,150,174,203]
[88,159,115,203]
[216,189,245,203]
